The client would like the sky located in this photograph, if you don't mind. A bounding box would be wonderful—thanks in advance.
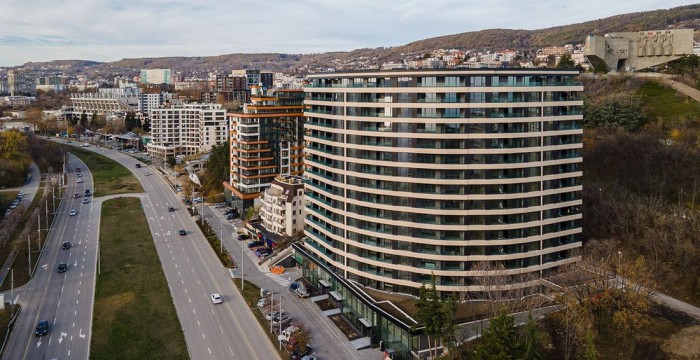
[0,0,696,66]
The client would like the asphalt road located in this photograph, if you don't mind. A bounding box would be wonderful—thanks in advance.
[71,143,281,360]
[3,154,98,360]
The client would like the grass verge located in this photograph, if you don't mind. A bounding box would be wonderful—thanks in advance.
[232,278,288,359]
[637,80,700,128]
[0,191,19,211]
[66,147,143,196]
[91,197,187,360]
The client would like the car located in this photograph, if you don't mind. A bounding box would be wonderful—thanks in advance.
[271,315,292,327]
[76,178,82,183]
[248,240,264,248]
[265,310,285,321]
[76,167,81,172]
[300,354,317,360]
[255,248,271,257]
[210,293,223,304]
[193,197,202,203]
[257,297,270,308]
[238,234,251,241]
[69,209,77,216]
[57,263,67,273]
[76,173,82,178]
[35,320,49,336]
[17,191,25,198]
[62,241,71,250]
[135,163,141,168]
[82,143,90,147]
[9,201,18,209]
[168,207,175,212]
[225,213,235,220]
[82,198,89,204]
[179,229,186,236]
[292,345,314,360]
[74,192,80,198]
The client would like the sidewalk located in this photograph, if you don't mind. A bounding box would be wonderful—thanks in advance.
[200,203,375,360]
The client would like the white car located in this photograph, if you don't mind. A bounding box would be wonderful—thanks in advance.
[77,178,82,183]
[144,171,151,176]
[210,293,222,304]
[69,209,77,216]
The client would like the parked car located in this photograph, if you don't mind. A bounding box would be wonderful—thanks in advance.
[193,197,202,204]
[248,240,264,248]
[271,315,292,327]
[35,320,49,336]
[210,293,223,304]
[265,310,285,321]
[238,234,251,241]
[257,297,270,308]
[57,263,67,273]
[255,248,271,257]
[17,191,25,198]
[62,241,71,250]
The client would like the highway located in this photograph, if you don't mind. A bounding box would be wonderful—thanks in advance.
[3,154,98,360]
[71,144,281,360]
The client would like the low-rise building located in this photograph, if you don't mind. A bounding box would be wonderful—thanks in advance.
[259,175,305,237]
[71,87,140,115]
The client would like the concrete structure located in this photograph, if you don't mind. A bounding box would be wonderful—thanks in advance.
[147,103,227,160]
[584,29,694,71]
[71,87,140,115]
[2,96,36,107]
[298,69,584,358]
[225,86,305,211]
[140,68,173,85]
[260,175,305,237]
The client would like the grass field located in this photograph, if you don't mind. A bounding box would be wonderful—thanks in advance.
[67,147,143,196]
[638,80,700,128]
[91,198,187,360]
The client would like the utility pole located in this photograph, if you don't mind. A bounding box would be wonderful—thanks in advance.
[241,231,245,290]
[279,294,283,349]
[220,217,223,256]
[27,235,31,277]
[45,197,49,229]
[270,291,274,333]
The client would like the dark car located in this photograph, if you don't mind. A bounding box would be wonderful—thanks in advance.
[62,241,71,250]
[238,234,251,241]
[57,263,67,273]
[135,163,141,168]
[248,240,264,248]
[85,189,91,197]
[168,207,175,212]
[35,320,49,336]
[179,229,186,236]
[255,248,271,257]
[74,192,80,198]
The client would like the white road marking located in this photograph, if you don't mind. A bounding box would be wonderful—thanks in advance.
[74,310,77,315]
[80,328,85,339]
[36,340,42,348]
[202,333,206,340]
[58,332,68,344]
[188,298,191,303]
[208,348,212,354]
[61,286,64,293]
[197,320,201,326]
[193,309,196,314]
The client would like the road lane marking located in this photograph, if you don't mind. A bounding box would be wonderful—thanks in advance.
[188,298,191,303]
[80,329,86,339]
[197,320,200,326]
[202,333,206,340]
[61,286,64,293]
[208,348,211,354]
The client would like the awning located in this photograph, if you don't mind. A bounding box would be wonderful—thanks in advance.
[319,279,330,288]
[359,318,372,328]
[329,291,343,302]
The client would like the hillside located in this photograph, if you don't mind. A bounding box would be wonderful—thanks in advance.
[3,4,700,76]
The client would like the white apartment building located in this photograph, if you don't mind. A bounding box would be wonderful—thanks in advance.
[260,175,305,237]
[140,69,172,85]
[147,103,227,160]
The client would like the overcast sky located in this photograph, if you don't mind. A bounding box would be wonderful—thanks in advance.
[0,0,696,66]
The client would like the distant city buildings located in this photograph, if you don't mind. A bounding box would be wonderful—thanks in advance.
[2,96,36,107]
[225,86,305,211]
[147,103,227,160]
[7,70,36,96]
[259,175,306,237]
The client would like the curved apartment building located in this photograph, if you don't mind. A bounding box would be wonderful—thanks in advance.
[301,69,583,297]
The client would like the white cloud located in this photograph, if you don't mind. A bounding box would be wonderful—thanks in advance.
[0,0,695,66]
